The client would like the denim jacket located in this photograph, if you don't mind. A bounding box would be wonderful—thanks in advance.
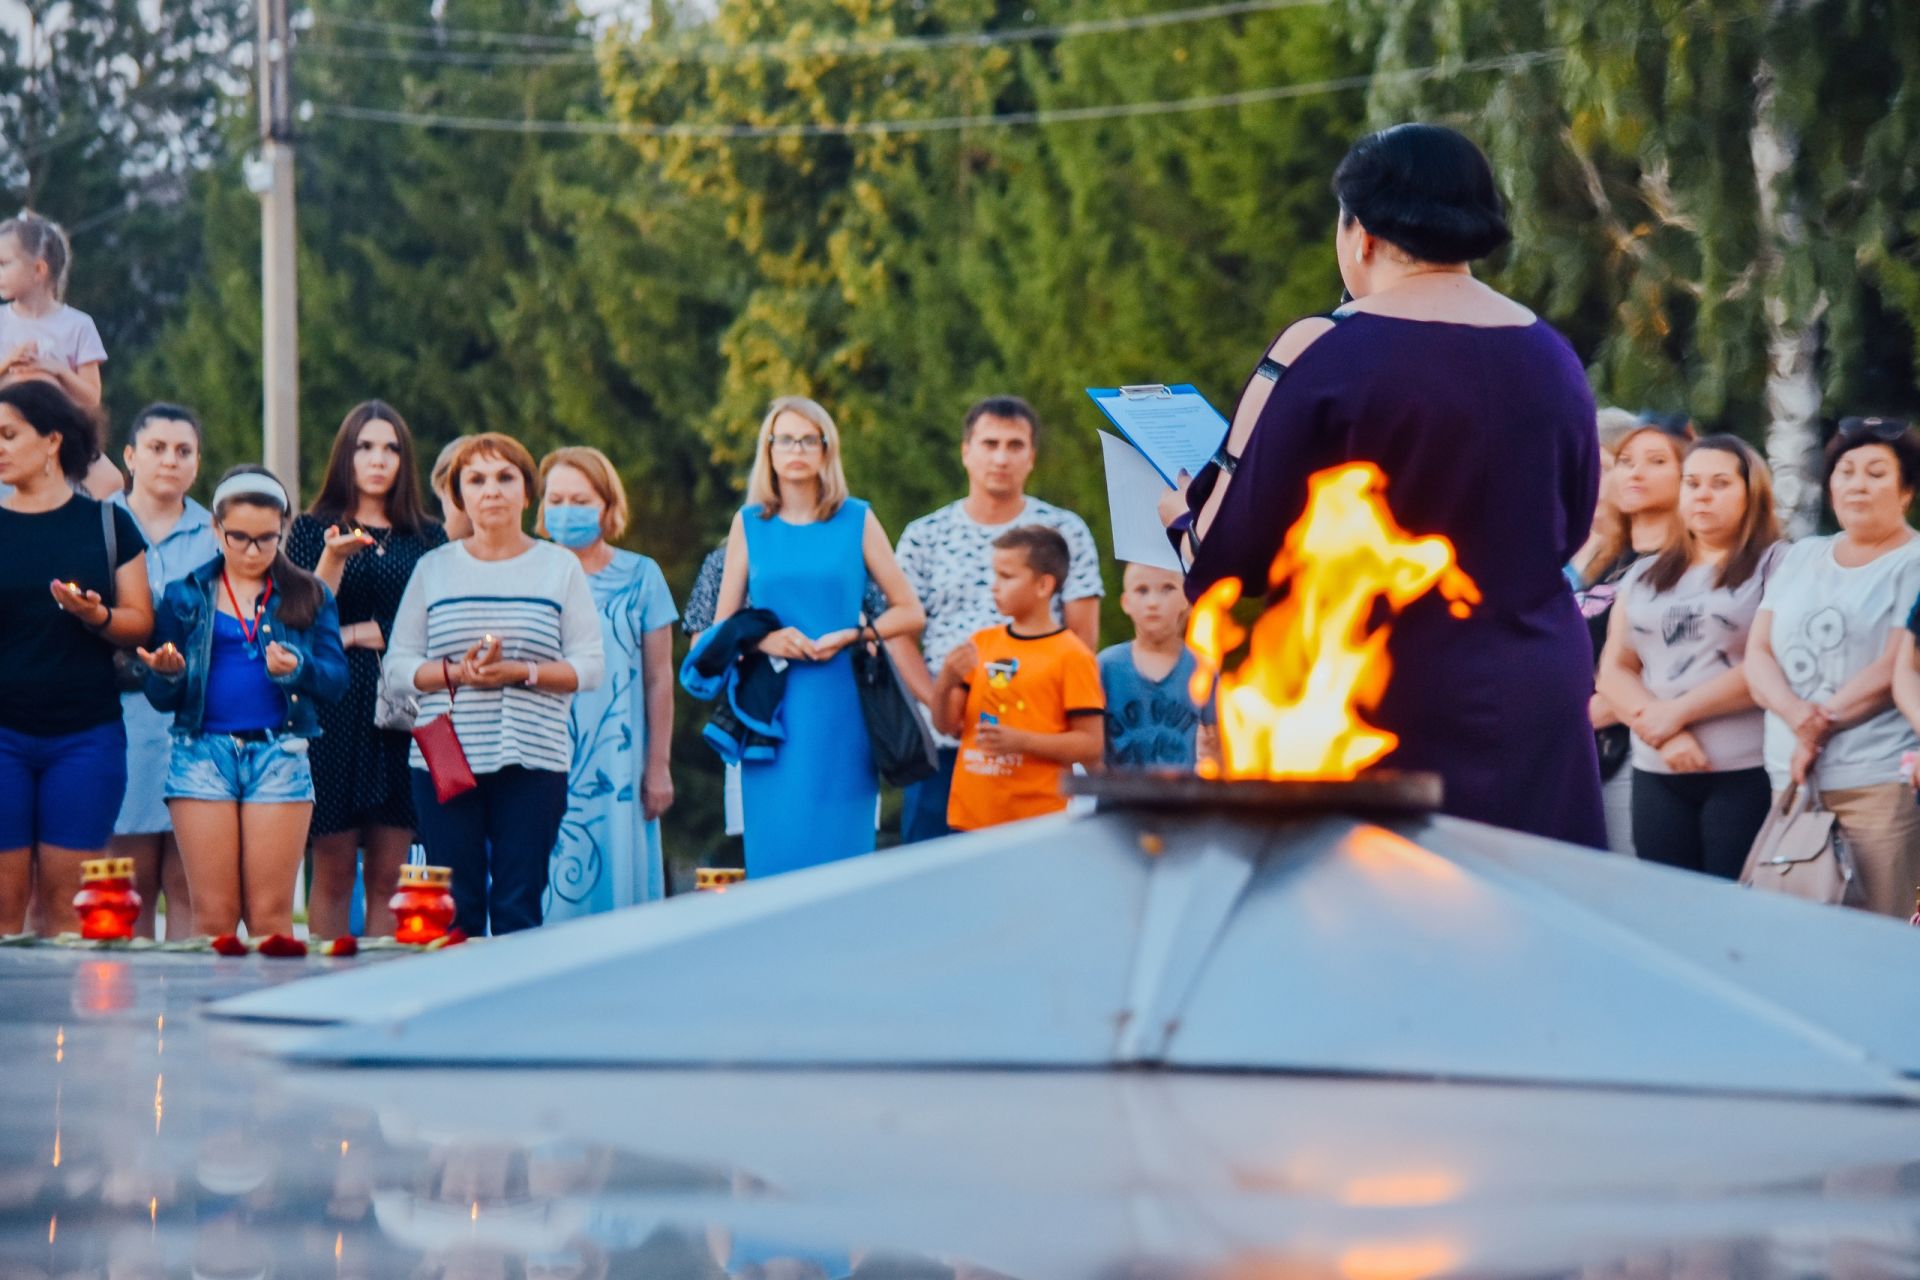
[143,556,350,738]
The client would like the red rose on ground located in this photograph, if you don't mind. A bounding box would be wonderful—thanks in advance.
[323,936,359,958]
[209,934,248,957]
[256,934,309,959]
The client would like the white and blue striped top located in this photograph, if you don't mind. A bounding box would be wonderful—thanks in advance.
[383,539,605,776]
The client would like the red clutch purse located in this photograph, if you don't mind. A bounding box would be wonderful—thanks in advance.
[412,658,477,803]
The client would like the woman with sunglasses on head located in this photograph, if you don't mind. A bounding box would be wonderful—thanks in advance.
[707,397,923,880]
[287,402,446,938]
[108,403,218,938]
[139,466,348,937]
[0,381,153,935]
[1596,436,1785,880]
[384,433,604,936]
[1747,416,1920,917]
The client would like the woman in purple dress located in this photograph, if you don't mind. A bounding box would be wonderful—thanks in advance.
[1165,124,1606,848]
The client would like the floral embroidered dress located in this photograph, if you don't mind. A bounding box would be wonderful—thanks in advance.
[544,548,678,919]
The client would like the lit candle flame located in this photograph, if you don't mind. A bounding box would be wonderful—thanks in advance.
[1187,463,1479,780]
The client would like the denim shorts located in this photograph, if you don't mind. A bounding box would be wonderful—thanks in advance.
[165,733,315,805]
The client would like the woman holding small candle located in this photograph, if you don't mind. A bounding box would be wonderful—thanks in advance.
[0,381,152,935]
[1750,417,1920,917]
[139,465,349,937]
[384,432,604,936]
[287,401,446,938]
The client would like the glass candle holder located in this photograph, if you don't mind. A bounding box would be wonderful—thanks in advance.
[389,866,456,945]
[73,858,142,942]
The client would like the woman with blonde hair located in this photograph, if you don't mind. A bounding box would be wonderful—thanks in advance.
[707,396,923,878]
[1596,435,1786,879]
[537,445,678,915]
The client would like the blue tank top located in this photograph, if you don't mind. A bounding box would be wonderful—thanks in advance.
[202,611,286,733]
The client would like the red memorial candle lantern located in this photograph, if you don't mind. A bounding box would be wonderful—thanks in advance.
[694,868,745,894]
[389,866,456,945]
[73,858,142,942]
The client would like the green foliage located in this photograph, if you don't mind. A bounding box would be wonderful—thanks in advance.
[1341,0,1920,433]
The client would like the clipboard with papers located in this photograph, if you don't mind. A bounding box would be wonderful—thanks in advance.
[1085,384,1229,487]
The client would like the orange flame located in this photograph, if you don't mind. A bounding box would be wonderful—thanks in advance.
[1188,462,1479,780]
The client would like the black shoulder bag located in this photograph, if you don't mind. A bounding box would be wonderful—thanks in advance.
[849,615,938,788]
[99,501,144,693]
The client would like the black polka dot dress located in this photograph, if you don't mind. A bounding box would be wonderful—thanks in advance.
[288,513,448,834]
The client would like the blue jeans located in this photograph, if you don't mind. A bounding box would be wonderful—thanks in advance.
[899,746,959,844]
[165,733,315,804]
[412,766,568,936]
[0,720,128,850]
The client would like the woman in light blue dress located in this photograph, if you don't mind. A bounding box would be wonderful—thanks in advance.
[108,404,218,938]
[539,447,679,916]
[714,396,923,878]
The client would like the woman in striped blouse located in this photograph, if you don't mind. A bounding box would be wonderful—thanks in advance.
[383,432,604,935]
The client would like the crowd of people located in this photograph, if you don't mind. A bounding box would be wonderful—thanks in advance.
[4,121,1920,942]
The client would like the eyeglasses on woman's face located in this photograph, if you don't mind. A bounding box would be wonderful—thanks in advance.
[770,433,824,455]
[220,528,282,554]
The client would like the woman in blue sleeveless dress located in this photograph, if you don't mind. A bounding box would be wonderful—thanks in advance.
[715,396,924,878]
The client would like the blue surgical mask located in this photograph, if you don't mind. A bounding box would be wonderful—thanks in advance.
[543,504,602,549]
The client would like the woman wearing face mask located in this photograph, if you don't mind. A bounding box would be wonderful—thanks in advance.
[108,403,218,937]
[384,433,604,936]
[1575,419,1687,855]
[287,402,446,938]
[1597,437,1785,880]
[1752,417,1920,918]
[138,466,348,937]
[537,447,677,915]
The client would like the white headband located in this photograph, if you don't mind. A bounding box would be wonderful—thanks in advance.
[211,472,290,513]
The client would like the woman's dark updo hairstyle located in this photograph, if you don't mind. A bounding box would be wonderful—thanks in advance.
[0,380,100,482]
[1332,123,1512,264]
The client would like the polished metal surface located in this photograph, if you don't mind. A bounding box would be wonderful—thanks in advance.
[3,948,1919,1278]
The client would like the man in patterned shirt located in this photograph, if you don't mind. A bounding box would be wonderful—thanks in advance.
[893,396,1104,843]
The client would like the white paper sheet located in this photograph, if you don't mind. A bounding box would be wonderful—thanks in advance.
[1099,430,1183,573]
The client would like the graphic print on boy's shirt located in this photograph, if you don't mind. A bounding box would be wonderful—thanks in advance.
[948,625,1103,831]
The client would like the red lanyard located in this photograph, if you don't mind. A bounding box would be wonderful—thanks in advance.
[220,571,273,650]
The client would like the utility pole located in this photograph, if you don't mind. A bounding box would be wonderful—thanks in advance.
[252,0,299,496]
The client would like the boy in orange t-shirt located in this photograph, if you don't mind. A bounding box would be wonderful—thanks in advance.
[933,526,1104,831]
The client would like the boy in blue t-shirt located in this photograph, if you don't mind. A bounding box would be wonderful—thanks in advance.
[1098,562,1216,770]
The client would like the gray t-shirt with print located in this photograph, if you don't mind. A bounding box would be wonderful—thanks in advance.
[1619,541,1785,774]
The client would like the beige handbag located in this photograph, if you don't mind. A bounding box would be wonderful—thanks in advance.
[1738,784,1867,907]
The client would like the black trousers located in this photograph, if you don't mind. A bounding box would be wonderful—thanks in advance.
[1630,766,1772,881]
[411,766,568,936]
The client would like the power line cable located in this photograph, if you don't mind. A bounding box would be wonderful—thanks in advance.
[311,48,1563,141]
[301,0,1331,68]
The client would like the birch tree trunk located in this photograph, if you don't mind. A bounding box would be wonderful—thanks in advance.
[1751,59,1827,538]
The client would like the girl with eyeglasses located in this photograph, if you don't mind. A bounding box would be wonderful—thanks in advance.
[138,465,348,937]
[1749,416,1920,917]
